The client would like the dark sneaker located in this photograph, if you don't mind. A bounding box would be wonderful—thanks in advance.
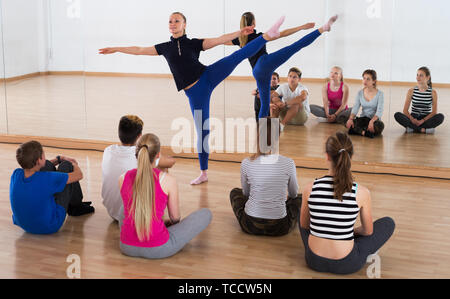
[68,203,95,216]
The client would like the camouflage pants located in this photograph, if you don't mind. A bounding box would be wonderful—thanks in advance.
[229,188,301,236]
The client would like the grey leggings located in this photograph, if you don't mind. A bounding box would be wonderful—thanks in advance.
[298,200,395,274]
[310,105,352,124]
[119,208,212,259]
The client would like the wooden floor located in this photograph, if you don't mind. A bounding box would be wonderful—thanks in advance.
[1,143,450,279]
[1,75,449,169]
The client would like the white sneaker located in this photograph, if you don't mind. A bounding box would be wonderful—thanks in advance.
[406,127,414,133]
[317,117,328,123]
[425,128,435,134]
[280,123,285,132]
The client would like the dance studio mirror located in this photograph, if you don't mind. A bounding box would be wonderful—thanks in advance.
[1,0,87,140]
[1,0,449,169]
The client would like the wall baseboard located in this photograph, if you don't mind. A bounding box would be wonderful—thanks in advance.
[1,134,448,180]
[2,71,450,88]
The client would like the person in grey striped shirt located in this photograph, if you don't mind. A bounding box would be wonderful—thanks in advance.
[230,117,301,236]
[299,132,395,275]
[345,69,385,138]
[394,67,445,134]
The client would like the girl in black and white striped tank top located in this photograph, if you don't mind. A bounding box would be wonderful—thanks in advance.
[308,176,359,240]
[411,86,433,116]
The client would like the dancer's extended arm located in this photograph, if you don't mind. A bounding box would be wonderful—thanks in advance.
[203,26,255,50]
[278,23,315,39]
[99,46,158,56]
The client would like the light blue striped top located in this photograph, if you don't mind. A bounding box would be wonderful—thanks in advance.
[351,89,384,119]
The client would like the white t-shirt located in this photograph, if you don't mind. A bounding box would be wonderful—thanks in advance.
[101,144,137,221]
[275,83,311,115]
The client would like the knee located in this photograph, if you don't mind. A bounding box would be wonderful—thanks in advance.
[58,160,74,173]
[378,217,396,233]
[41,160,56,172]
[290,104,301,112]
[230,187,243,199]
[198,208,213,225]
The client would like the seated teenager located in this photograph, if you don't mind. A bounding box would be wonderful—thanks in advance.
[230,117,301,236]
[102,115,175,221]
[346,69,385,138]
[271,67,311,131]
[310,66,351,124]
[118,133,211,259]
[10,141,94,234]
[299,132,395,274]
[394,66,445,134]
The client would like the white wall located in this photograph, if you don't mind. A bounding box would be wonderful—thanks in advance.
[1,0,44,77]
[83,0,224,74]
[1,0,450,83]
[391,0,450,84]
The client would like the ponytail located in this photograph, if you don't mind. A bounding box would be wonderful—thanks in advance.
[131,134,160,241]
[326,132,354,201]
[239,12,255,48]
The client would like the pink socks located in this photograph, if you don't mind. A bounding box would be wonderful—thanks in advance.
[266,16,285,39]
[190,171,208,185]
[322,15,338,32]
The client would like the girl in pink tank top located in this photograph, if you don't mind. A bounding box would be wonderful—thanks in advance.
[120,134,170,247]
[120,167,169,247]
[327,81,346,110]
[310,66,351,124]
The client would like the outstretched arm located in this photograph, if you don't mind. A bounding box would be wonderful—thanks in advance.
[202,25,254,50]
[98,46,158,56]
[278,22,315,39]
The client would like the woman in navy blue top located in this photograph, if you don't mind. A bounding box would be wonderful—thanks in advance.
[227,12,338,119]
[99,12,285,185]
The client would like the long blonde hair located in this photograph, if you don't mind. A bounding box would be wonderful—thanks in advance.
[239,12,255,48]
[130,133,160,241]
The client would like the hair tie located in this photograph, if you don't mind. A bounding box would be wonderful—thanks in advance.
[338,148,346,154]
[141,144,148,150]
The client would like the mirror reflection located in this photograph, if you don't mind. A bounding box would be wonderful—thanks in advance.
[1,0,448,169]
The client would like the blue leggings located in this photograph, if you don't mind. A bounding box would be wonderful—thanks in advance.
[184,35,267,171]
[254,29,322,118]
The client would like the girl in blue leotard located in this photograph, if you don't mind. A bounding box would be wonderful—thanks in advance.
[99,12,285,185]
[227,12,338,119]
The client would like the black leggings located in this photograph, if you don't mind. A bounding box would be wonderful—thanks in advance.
[40,160,83,212]
[298,199,395,275]
[394,112,444,131]
[349,116,384,137]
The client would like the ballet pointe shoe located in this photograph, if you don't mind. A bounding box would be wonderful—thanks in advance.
[190,171,208,185]
[322,14,338,32]
[264,16,285,40]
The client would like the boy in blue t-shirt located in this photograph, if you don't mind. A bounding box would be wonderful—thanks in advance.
[10,141,94,234]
